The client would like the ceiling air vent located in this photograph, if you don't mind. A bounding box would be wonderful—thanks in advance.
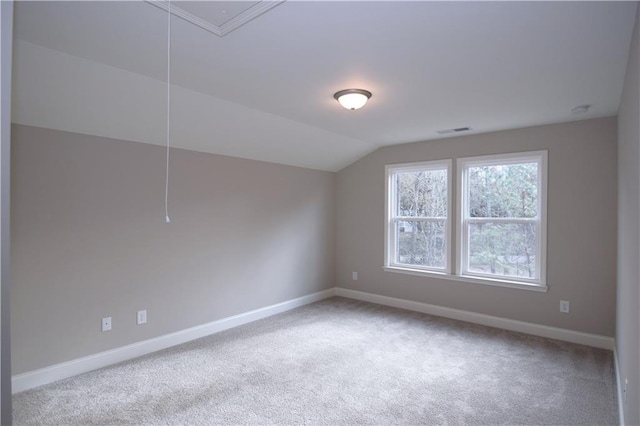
[436,126,472,135]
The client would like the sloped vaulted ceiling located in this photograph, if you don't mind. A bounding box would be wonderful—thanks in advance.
[11,1,638,171]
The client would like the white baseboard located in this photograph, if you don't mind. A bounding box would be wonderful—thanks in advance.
[335,288,615,350]
[614,348,626,426]
[14,286,616,394]
[12,288,336,394]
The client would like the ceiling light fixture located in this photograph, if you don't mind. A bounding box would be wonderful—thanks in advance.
[334,89,372,110]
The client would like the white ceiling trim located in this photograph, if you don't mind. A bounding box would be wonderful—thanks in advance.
[145,0,285,37]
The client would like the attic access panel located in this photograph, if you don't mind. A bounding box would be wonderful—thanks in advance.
[146,0,284,37]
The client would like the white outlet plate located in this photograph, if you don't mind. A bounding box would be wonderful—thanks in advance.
[352,272,358,281]
[137,310,147,325]
[559,300,570,313]
[102,317,112,332]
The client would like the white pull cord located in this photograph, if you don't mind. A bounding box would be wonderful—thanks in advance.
[165,0,171,224]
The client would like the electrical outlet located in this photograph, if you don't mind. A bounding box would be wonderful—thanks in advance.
[137,310,147,325]
[102,317,112,332]
[352,272,358,281]
[559,300,570,313]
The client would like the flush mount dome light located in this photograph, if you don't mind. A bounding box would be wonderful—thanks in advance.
[334,89,372,110]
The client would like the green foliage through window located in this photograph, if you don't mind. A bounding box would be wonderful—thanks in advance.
[468,222,537,279]
[462,154,544,282]
[468,163,538,218]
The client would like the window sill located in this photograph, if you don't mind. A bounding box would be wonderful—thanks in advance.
[382,266,548,293]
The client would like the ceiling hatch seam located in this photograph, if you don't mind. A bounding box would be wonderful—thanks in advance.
[145,0,286,37]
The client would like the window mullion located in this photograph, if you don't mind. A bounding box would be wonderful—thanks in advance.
[466,217,537,224]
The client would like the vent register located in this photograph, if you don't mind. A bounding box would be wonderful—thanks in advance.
[146,0,285,37]
[436,126,472,135]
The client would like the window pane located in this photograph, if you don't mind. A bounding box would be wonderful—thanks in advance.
[396,169,447,217]
[468,222,537,279]
[396,220,446,268]
[468,162,538,218]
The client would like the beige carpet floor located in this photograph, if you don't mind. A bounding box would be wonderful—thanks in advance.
[13,297,618,425]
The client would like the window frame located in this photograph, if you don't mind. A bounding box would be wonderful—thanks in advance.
[384,159,453,274]
[456,150,548,287]
[383,150,548,292]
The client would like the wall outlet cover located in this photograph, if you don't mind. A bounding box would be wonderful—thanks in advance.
[137,310,147,325]
[102,317,112,332]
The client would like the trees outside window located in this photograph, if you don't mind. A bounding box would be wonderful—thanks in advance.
[385,151,547,290]
[386,160,451,273]
[458,152,547,285]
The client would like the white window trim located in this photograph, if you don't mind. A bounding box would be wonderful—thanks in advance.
[456,150,548,287]
[385,160,452,274]
[381,265,548,292]
[383,151,548,293]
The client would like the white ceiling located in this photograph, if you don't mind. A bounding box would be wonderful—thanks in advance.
[11,1,638,171]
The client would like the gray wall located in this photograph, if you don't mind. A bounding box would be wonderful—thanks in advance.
[337,118,617,337]
[1,1,12,422]
[11,124,335,374]
[617,5,640,425]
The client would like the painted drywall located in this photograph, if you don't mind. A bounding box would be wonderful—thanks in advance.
[1,1,13,422]
[337,118,617,337]
[10,124,335,374]
[617,4,640,424]
[11,40,372,172]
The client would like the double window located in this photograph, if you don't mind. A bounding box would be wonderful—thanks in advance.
[385,151,547,290]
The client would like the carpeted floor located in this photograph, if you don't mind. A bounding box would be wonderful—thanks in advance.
[13,297,618,425]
